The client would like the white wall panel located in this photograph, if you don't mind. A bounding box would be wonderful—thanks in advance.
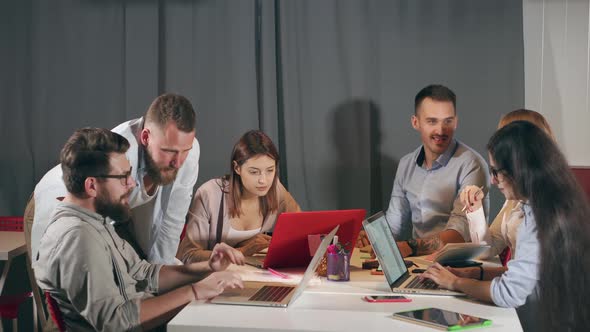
[524,0,590,166]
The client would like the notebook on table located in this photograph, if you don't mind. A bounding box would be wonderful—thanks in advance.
[210,226,339,307]
[362,212,465,296]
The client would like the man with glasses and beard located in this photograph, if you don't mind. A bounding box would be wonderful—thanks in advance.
[34,128,244,331]
[30,94,200,264]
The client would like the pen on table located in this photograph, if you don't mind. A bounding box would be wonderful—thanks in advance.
[267,268,290,279]
[461,186,484,212]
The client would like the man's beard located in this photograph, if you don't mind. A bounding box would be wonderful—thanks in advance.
[144,149,178,186]
[95,188,132,223]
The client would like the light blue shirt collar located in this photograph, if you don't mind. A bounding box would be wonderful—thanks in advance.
[416,139,459,170]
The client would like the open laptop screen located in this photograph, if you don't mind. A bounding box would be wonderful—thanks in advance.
[262,209,366,268]
[363,212,408,287]
[288,226,339,305]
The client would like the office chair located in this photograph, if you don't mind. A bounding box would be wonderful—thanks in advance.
[0,292,32,332]
[571,167,590,200]
[0,216,31,332]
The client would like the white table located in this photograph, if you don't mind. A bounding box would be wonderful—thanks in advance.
[168,253,522,332]
[0,231,44,332]
[0,232,27,294]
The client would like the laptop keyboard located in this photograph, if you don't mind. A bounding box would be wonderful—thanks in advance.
[248,285,295,302]
[406,277,440,290]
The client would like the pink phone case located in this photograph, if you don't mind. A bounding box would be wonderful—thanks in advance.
[364,296,412,303]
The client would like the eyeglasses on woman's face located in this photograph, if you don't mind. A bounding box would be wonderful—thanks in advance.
[488,165,506,182]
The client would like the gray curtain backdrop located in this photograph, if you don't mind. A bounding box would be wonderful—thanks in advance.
[1,0,523,221]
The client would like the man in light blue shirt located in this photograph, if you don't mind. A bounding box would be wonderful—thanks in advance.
[385,85,489,257]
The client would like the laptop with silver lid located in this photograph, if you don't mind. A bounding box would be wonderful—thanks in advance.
[362,212,464,296]
[211,225,339,307]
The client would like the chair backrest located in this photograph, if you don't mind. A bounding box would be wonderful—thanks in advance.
[0,216,24,232]
[22,197,53,331]
[571,167,590,201]
[24,196,35,259]
[0,292,32,319]
[45,292,66,332]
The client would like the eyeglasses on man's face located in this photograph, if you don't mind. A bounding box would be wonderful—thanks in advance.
[91,167,133,186]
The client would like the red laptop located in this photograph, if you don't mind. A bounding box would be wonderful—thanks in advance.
[245,209,366,268]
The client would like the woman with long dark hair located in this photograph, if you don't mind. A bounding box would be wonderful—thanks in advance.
[177,130,300,263]
[421,121,590,331]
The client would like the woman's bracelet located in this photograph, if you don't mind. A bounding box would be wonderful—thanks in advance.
[477,265,484,281]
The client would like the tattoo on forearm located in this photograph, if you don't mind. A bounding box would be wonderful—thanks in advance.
[416,236,443,255]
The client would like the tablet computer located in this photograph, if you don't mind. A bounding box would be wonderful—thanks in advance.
[393,307,492,331]
[431,243,490,265]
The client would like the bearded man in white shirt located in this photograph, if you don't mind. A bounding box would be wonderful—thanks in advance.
[30,93,200,264]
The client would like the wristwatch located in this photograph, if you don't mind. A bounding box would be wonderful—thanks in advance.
[406,239,418,256]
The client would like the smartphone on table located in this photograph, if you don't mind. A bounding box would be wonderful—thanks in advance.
[363,295,412,303]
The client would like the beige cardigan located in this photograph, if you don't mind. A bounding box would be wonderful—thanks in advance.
[176,178,300,263]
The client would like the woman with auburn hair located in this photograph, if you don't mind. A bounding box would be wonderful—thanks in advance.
[461,109,555,260]
[496,108,554,137]
[177,130,300,263]
[422,121,590,331]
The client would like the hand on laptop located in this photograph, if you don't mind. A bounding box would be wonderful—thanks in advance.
[355,230,371,248]
[236,233,272,256]
[419,263,459,291]
[192,271,244,300]
[209,243,245,272]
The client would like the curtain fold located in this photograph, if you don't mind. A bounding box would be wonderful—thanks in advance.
[277,0,523,214]
[0,0,523,217]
